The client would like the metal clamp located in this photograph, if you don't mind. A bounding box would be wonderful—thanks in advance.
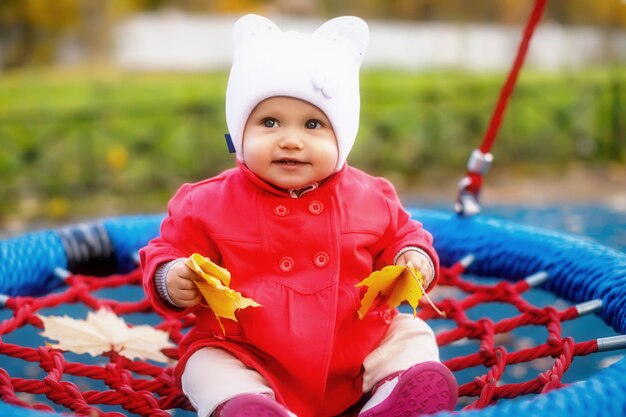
[455,184,482,217]
[467,149,493,174]
[455,150,494,217]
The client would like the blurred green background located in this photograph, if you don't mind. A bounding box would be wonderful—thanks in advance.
[0,0,624,233]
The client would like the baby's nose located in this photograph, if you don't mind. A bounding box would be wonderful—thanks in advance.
[279,134,304,150]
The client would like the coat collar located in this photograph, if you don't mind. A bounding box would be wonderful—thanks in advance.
[237,160,347,198]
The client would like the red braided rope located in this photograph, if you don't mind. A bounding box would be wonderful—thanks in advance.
[480,0,547,153]
[0,260,604,415]
[455,0,548,216]
[0,270,192,416]
[418,259,599,408]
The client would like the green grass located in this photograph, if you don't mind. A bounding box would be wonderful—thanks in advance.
[0,67,623,226]
[0,70,228,110]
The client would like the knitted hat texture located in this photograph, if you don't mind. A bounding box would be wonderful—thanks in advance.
[225,14,369,171]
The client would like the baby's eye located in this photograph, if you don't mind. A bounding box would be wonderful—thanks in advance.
[263,118,278,128]
[305,119,322,129]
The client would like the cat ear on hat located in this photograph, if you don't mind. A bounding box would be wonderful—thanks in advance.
[314,16,369,63]
[232,14,280,47]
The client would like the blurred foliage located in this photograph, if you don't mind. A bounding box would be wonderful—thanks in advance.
[1,0,624,69]
[320,0,626,25]
[0,69,623,227]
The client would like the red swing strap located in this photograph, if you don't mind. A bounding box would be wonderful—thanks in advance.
[456,0,548,216]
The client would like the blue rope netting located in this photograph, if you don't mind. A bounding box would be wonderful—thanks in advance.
[0,209,625,417]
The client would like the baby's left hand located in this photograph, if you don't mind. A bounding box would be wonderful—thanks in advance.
[395,251,435,289]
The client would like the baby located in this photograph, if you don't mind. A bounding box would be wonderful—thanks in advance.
[141,14,457,417]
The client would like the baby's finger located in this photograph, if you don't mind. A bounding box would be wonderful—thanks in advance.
[175,277,199,291]
[406,256,424,272]
[178,267,204,282]
[422,265,435,287]
[422,273,434,289]
[174,294,202,308]
[171,288,201,305]
[178,287,201,300]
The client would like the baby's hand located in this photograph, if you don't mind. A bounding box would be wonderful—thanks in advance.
[395,251,435,289]
[166,259,203,308]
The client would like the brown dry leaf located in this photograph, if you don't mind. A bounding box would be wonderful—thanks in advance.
[39,308,174,363]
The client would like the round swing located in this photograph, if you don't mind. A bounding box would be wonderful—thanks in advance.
[2,1,625,416]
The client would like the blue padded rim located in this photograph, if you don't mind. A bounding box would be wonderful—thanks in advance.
[0,210,625,416]
[0,215,163,297]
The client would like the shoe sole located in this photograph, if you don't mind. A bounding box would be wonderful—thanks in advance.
[221,395,289,417]
[361,362,457,417]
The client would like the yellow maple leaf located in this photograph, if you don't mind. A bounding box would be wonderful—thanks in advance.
[39,308,175,363]
[355,265,424,319]
[186,253,261,334]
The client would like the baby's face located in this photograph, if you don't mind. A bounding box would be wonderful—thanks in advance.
[242,96,338,190]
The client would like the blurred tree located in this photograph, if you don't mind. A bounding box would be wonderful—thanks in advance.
[313,0,625,25]
[0,0,179,69]
[0,0,623,70]
[546,0,625,25]
[212,0,273,13]
[0,0,79,68]
[77,0,109,64]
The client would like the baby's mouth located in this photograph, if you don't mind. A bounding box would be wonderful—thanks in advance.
[275,159,306,166]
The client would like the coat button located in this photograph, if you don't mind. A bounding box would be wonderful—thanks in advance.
[274,205,289,216]
[313,252,329,268]
[279,257,294,272]
[308,201,324,215]
[380,310,392,324]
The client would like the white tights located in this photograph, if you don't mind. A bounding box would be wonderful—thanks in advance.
[181,313,440,417]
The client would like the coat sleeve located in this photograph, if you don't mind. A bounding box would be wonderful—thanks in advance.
[372,177,440,291]
[139,182,221,316]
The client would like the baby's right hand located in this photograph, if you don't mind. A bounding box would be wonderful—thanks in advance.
[166,260,203,308]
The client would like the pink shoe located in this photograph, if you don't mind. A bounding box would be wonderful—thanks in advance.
[360,362,458,417]
[219,394,291,417]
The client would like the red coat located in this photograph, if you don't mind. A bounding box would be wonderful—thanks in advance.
[140,163,439,417]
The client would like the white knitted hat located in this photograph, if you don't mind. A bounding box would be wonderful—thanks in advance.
[225,14,369,171]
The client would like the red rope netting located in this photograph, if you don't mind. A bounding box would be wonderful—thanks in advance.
[0,3,567,415]
[0,256,605,417]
